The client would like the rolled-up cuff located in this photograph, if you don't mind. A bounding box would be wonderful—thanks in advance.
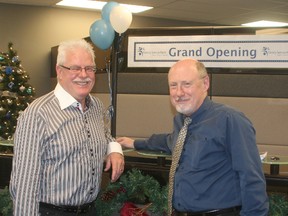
[107,142,123,155]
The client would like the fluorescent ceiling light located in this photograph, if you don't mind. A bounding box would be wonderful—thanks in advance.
[56,0,153,13]
[242,20,288,27]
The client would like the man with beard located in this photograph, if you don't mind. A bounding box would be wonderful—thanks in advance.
[117,58,268,216]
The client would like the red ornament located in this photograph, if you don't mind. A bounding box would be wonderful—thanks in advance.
[120,202,149,216]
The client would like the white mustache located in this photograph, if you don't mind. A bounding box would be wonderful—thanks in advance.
[176,97,185,102]
[73,78,92,83]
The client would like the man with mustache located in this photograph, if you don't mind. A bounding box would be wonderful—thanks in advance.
[10,39,124,215]
[117,58,268,216]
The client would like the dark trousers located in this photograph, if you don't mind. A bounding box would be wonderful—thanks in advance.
[176,212,240,216]
[175,206,241,216]
[39,202,97,216]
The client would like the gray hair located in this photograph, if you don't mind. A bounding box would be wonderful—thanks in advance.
[169,58,208,79]
[195,61,208,78]
[56,39,95,65]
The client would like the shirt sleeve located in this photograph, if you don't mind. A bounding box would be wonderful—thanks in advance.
[134,114,183,153]
[133,134,171,153]
[9,111,44,216]
[226,111,269,216]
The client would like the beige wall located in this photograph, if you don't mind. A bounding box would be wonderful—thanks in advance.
[0,3,194,97]
[95,93,288,174]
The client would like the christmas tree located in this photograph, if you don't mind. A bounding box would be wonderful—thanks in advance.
[0,42,35,141]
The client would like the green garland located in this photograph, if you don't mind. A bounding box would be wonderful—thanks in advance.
[1,172,288,216]
[0,169,167,216]
[0,187,13,216]
[95,168,168,215]
[268,192,288,216]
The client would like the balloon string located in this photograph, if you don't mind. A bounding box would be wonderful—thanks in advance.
[116,33,124,54]
[106,57,114,119]
[106,33,124,119]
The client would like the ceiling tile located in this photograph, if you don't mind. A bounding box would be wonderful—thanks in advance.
[0,0,287,26]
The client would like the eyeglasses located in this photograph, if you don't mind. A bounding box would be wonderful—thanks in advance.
[60,65,97,73]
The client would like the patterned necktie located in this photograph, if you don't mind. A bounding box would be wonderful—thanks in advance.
[168,117,192,215]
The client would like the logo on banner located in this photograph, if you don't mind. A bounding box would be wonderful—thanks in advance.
[137,46,166,57]
[262,46,288,56]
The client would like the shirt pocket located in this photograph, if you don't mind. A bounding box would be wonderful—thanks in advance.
[183,134,226,170]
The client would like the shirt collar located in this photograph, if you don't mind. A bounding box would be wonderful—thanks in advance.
[54,83,91,111]
[185,96,212,121]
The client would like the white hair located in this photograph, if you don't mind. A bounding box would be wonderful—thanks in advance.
[56,39,95,65]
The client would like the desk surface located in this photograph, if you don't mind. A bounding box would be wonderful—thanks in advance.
[262,155,288,165]
[0,140,14,147]
[136,150,172,158]
[124,149,288,167]
[122,148,134,153]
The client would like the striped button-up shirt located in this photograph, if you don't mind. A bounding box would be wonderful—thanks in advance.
[10,83,122,215]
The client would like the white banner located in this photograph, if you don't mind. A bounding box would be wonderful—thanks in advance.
[128,35,288,68]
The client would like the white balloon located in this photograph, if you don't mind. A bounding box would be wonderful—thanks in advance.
[110,5,132,34]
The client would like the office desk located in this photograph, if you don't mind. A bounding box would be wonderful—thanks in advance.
[136,150,171,167]
[123,150,288,188]
[262,155,288,175]
[0,141,13,146]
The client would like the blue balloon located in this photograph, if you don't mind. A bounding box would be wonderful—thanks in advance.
[101,1,119,22]
[89,19,115,50]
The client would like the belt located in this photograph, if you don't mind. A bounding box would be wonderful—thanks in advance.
[175,206,241,216]
[39,201,94,214]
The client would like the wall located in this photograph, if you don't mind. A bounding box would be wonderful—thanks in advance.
[0,3,196,97]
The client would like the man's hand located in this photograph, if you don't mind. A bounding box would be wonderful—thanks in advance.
[104,152,124,182]
[116,137,135,149]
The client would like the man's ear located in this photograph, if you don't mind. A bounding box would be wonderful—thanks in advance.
[203,75,210,91]
[56,65,62,79]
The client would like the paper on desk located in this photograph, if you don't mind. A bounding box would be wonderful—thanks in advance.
[260,152,268,161]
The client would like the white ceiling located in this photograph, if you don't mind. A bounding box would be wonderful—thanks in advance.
[0,0,287,26]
